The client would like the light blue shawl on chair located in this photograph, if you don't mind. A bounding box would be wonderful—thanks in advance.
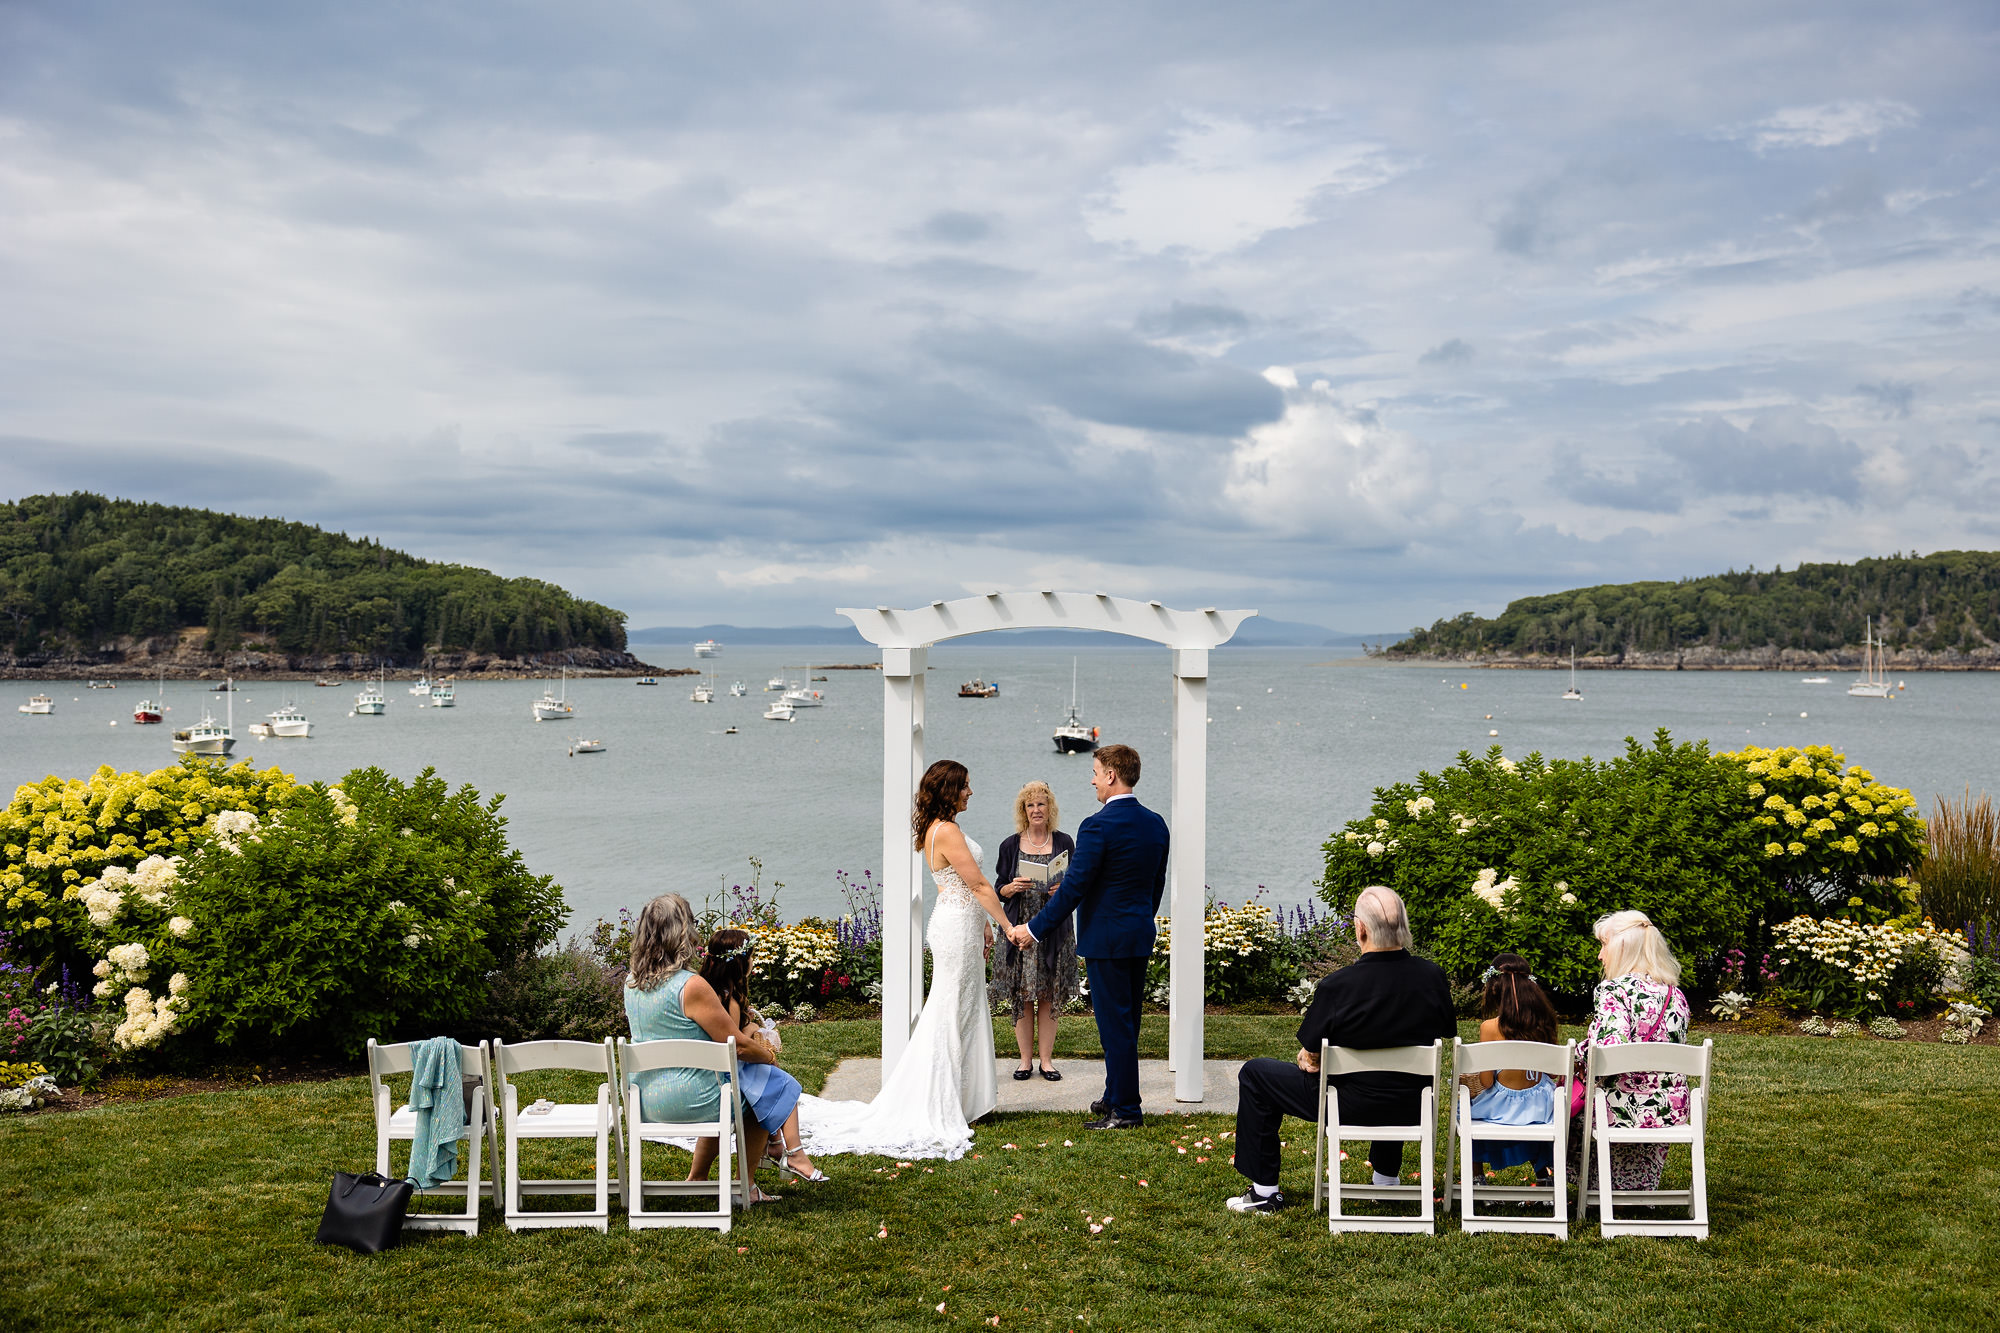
[407,1037,465,1188]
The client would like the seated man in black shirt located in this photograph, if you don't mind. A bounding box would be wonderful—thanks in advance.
[1225,885,1455,1215]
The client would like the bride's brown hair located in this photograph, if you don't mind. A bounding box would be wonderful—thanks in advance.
[911,759,970,851]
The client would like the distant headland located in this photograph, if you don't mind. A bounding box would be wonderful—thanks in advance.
[0,493,669,680]
[1386,551,2000,670]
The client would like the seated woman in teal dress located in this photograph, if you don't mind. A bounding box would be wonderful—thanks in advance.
[623,895,824,1199]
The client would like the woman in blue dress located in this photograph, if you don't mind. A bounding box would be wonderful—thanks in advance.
[624,896,826,1200]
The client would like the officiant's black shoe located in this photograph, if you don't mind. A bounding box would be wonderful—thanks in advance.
[1040,1066,1062,1082]
[1014,1066,1034,1081]
[1084,1113,1142,1130]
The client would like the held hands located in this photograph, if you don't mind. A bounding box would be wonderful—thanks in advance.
[1005,922,1036,949]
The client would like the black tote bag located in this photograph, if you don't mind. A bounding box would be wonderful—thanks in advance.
[315,1171,415,1254]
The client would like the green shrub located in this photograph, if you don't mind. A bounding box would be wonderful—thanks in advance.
[1319,732,1762,993]
[471,940,627,1045]
[54,764,565,1062]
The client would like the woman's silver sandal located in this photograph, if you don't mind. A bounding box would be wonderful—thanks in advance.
[778,1147,830,1183]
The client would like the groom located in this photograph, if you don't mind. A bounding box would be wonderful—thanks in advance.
[1009,744,1168,1130]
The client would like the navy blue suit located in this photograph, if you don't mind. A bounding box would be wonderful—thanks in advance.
[1028,794,1169,1119]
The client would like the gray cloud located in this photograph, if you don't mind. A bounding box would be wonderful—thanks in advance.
[1855,381,1915,417]
[2,1,1997,631]
[920,210,993,244]
[1418,338,1474,367]
[1136,301,1251,338]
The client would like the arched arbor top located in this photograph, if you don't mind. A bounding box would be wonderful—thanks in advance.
[837,591,1256,651]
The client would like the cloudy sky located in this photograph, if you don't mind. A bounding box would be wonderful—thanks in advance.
[3,1,1997,633]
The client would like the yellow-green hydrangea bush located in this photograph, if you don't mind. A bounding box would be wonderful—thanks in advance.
[1,757,300,964]
[1721,744,1927,920]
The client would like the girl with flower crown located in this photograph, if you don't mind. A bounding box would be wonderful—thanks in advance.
[624,896,824,1203]
[1457,952,1562,1178]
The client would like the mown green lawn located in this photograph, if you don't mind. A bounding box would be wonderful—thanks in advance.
[2,1018,1995,1331]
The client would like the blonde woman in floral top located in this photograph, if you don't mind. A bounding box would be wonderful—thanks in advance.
[1573,909,1691,1191]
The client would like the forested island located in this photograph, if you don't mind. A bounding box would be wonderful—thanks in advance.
[1389,550,2000,670]
[0,493,666,678]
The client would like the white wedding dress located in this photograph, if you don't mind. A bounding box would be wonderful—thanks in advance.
[796,833,997,1160]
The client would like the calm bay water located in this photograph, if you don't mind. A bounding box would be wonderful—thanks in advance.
[4,647,1993,931]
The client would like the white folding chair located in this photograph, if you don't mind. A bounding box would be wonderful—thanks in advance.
[1448,1038,1574,1238]
[365,1038,500,1237]
[492,1038,621,1233]
[616,1036,756,1232]
[1576,1039,1712,1239]
[1312,1039,1445,1235]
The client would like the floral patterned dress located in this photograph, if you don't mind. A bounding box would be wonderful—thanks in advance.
[1573,975,1691,1190]
[988,848,1080,1010]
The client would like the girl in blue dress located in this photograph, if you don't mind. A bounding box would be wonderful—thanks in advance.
[624,899,827,1200]
[1459,953,1562,1178]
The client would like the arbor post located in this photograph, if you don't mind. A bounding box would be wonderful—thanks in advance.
[879,646,927,1077]
[1169,648,1207,1101]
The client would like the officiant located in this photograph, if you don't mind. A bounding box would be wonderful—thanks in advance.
[991,780,1079,1081]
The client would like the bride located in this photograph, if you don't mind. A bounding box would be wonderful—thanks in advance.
[797,759,1014,1160]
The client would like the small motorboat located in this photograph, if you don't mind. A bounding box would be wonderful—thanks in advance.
[249,703,312,739]
[635,676,658,686]
[172,711,234,755]
[723,725,739,734]
[728,680,748,696]
[1802,677,1830,685]
[314,677,341,687]
[18,694,54,715]
[959,679,1000,698]
[87,680,116,690]
[409,676,434,697]
[765,676,786,692]
[569,738,605,755]
[208,681,236,692]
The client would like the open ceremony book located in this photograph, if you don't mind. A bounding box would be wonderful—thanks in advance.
[1021,851,1069,884]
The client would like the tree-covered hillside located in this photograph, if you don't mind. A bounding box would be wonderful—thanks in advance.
[1392,551,2000,658]
[0,493,628,661]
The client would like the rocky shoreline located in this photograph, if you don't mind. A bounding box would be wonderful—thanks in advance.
[1384,644,2000,671]
[0,635,683,681]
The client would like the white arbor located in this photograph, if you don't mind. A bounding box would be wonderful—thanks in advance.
[835,591,1255,1103]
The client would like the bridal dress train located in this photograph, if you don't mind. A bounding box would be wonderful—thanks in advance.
[796,835,997,1160]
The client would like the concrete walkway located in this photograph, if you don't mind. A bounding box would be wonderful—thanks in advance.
[818,1058,1246,1115]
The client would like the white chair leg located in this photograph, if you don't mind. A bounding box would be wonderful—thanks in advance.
[1312,1075,1328,1214]
[1595,1093,1617,1232]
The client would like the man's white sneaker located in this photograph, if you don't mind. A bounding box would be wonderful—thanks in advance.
[1225,1189,1286,1215]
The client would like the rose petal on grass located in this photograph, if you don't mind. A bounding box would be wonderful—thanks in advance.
[1088,1223,1103,1234]
[1138,1180,1148,1187]
[937,1302,947,1314]
[736,1246,748,1254]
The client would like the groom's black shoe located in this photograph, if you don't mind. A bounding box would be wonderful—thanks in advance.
[1086,1099,1109,1119]
[1083,1113,1143,1130]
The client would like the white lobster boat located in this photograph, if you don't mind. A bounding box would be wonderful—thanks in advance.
[250,703,311,739]
[532,668,573,721]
